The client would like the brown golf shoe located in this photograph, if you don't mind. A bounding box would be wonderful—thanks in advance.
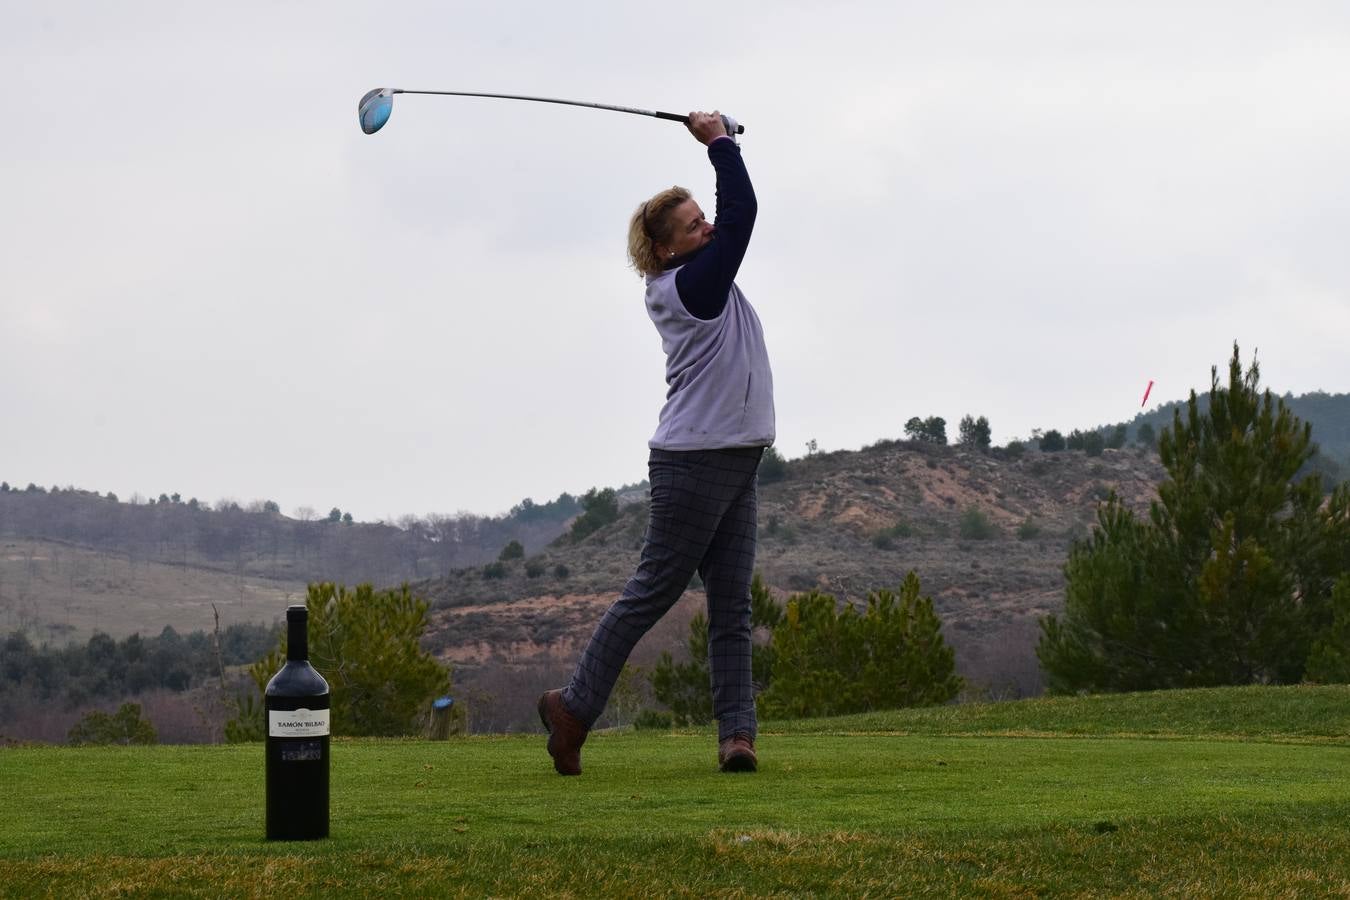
[537,689,588,776]
[718,733,757,773]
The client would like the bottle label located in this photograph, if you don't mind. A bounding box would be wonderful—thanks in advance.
[269,708,330,737]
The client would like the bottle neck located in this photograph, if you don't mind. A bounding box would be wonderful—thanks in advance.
[286,612,309,662]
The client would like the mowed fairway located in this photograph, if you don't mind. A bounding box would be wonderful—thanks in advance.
[2,686,1349,897]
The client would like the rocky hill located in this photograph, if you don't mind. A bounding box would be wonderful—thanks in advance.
[416,440,1168,728]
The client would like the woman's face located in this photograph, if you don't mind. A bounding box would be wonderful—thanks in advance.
[659,198,714,259]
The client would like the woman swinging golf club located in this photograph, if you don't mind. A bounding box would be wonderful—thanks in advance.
[538,110,775,775]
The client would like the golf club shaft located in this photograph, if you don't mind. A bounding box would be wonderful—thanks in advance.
[391,89,744,133]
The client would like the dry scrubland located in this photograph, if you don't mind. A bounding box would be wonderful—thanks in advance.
[421,444,1168,725]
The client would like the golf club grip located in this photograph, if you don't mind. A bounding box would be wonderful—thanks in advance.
[654,110,746,135]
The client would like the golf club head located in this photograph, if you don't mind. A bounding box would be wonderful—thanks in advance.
[359,88,395,134]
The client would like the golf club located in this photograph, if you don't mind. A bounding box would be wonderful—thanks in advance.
[358,88,744,138]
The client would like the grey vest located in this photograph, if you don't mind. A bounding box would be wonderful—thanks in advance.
[645,269,776,451]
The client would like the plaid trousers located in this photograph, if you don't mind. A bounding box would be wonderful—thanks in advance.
[562,447,763,741]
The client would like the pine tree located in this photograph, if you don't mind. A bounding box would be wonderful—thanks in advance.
[1038,345,1350,692]
[758,571,960,718]
[1305,576,1350,683]
[649,574,781,725]
[649,612,712,725]
[958,415,992,452]
[905,416,948,444]
[567,488,620,542]
[228,582,453,738]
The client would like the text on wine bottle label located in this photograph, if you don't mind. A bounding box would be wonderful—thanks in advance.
[269,708,331,737]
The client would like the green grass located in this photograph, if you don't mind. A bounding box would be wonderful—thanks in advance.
[787,683,1350,741]
[3,686,1349,896]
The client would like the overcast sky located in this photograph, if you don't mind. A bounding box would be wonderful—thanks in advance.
[5,1,1348,523]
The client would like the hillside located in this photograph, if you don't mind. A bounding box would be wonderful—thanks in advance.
[417,441,1168,726]
[3,386,1343,734]
[0,539,301,643]
[0,487,584,641]
[1123,389,1350,465]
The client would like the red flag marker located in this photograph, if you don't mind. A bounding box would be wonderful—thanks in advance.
[1141,380,1154,408]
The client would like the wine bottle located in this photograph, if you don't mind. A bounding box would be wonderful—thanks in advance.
[265,604,331,840]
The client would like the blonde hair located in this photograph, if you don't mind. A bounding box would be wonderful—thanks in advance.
[627,186,692,277]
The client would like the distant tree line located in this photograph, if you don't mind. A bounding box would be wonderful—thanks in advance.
[0,623,276,713]
[1033,425,1125,456]
[0,486,586,587]
[1126,389,1350,462]
[903,414,993,453]
[1030,416,1343,489]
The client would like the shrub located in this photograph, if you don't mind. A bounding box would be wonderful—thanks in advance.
[498,540,524,561]
[1305,576,1350,683]
[1017,518,1043,540]
[650,575,781,725]
[872,520,914,549]
[758,446,788,483]
[765,516,797,543]
[482,562,508,580]
[958,507,998,540]
[758,571,961,718]
[227,583,452,739]
[68,703,157,746]
[633,709,674,730]
[650,614,712,726]
[568,488,619,542]
[524,559,546,579]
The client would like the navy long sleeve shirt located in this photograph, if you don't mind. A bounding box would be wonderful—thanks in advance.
[669,137,757,320]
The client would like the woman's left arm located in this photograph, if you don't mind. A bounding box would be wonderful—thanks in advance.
[675,138,757,320]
